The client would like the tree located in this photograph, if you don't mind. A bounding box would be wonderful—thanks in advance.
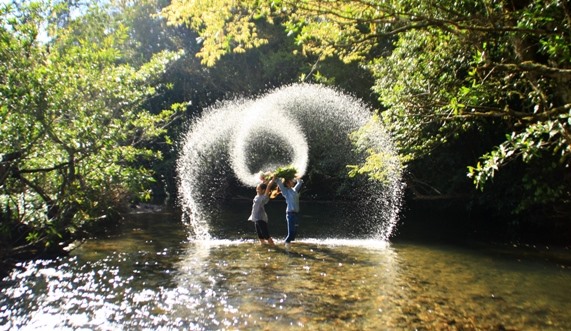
[162,0,571,220]
[0,1,184,255]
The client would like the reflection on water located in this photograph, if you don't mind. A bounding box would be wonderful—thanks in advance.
[1,211,571,330]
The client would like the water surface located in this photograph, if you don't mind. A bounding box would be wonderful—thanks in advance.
[1,207,570,330]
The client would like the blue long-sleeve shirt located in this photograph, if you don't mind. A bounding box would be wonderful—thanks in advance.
[275,178,303,213]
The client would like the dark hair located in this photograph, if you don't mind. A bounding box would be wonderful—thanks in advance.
[259,183,268,190]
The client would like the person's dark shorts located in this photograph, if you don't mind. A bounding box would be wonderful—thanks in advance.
[254,220,271,239]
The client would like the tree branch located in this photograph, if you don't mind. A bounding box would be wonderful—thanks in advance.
[489,61,571,78]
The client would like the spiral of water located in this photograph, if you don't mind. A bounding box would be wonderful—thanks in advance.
[177,83,403,241]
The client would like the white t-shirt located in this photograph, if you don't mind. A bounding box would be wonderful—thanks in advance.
[248,194,270,222]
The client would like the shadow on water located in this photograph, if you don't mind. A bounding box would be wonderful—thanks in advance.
[1,202,571,330]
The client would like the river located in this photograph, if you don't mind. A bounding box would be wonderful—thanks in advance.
[1,201,570,330]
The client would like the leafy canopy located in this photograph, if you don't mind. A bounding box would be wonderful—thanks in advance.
[1,0,184,249]
[163,0,571,212]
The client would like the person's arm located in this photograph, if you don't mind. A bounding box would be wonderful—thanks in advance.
[264,179,274,196]
[274,176,286,191]
[294,177,303,192]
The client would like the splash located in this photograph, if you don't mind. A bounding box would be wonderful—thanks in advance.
[230,101,309,186]
[177,83,403,240]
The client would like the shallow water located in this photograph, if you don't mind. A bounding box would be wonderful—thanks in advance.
[1,205,571,330]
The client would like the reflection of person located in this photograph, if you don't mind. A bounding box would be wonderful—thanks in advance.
[274,175,303,244]
[248,180,275,245]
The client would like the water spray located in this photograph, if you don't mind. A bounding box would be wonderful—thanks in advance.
[177,83,403,240]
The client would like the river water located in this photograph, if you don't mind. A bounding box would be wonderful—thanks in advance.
[1,201,570,330]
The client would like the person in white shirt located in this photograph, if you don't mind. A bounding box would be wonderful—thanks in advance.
[247,179,275,245]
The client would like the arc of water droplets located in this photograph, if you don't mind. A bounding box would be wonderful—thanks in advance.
[177,83,404,241]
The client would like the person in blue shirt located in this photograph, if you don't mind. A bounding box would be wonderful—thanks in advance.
[248,180,276,245]
[273,174,303,244]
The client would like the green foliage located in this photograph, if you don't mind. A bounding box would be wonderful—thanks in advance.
[468,119,570,190]
[372,28,473,162]
[0,1,184,250]
[347,115,402,185]
[162,0,571,218]
[272,165,298,181]
[162,0,274,66]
